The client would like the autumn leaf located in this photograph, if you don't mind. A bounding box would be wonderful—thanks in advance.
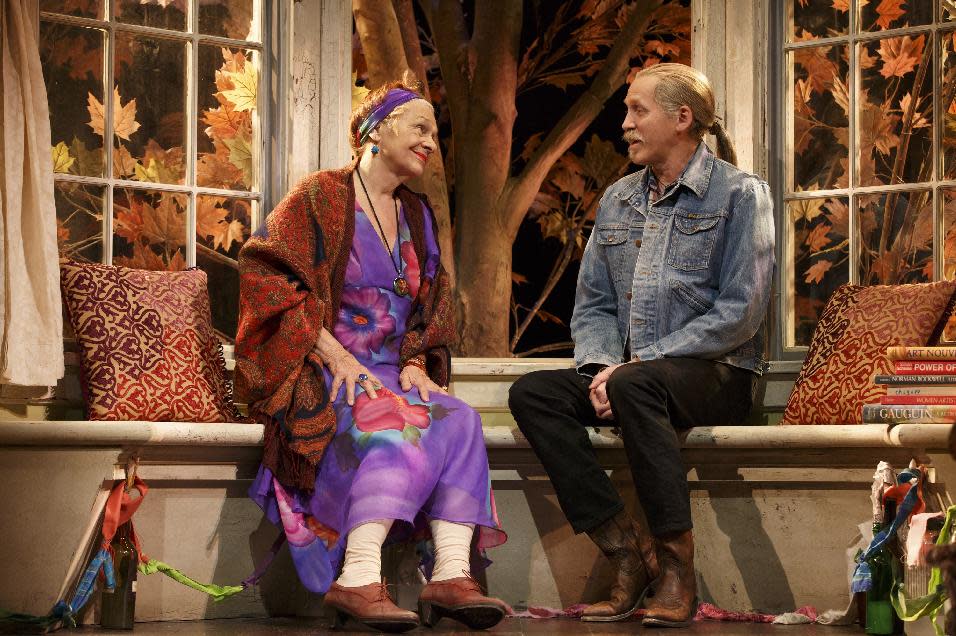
[114,243,186,272]
[870,250,901,283]
[112,143,138,178]
[196,197,245,252]
[581,134,622,183]
[551,164,586,200]
[790,196,824,222]
[874,0,906,30]
[794,78,813,116]
[859,46,878,70]
[140,196,186,249]
[899,92,930,128]
[69,136,103,176]
[203,104,246,141]
[224,135,252,187]
[831,0,850,11]
[512,272,528,285]
[114,198,145,244]
[220,61,257,112]
[804,259,833,284]
[86,87,141,141]
[879,35,924,79]
[805,223,832,252]
[536,309,565,326]
[824,198,849,237]
[859,98,900,156]
[352,71,370,111]
[519,132,544,164]
[536,210,568,242]
[831,75,850,117]
[541,72,587,91]
[56,218,70,246]
[197,152,242,189]
[52,142,75,173]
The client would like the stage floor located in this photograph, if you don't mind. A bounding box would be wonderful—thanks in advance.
[75,615,940,635]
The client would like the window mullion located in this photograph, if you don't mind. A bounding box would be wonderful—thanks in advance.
[104,2,116,265]
[186,2,199,269]
[847,1,858,285]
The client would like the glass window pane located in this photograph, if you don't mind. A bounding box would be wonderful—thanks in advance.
[199,0,260,42]
[196,196,253,338]
[55,182,104,263]
[114,34,187,184]
[40,0,102,19]
[113,0,185,31]
[857,190,933,285]
[861,0,932,32]
[197,46,258,191]
[41,22,105,177]
[789,45,849,192]
[112,189,187,271]
[944,30,956,180]
[941,188,956,342]
[945,1,956,22]
[787,0,848,43]
[788,196,849,347]
[858,36,932,187]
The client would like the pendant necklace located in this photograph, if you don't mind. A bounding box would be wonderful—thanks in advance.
[356,168,410,297]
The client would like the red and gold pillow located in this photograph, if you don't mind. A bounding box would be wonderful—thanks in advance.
[60,260,238,422]
[782,281,956,425]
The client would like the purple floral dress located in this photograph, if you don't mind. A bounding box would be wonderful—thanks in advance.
[249,203,506,593]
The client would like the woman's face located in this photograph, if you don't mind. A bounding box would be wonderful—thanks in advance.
[371,99,438,180]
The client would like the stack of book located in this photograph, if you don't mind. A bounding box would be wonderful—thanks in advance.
[862,346,956,424]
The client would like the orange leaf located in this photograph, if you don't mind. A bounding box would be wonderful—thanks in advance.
[804,259,833,284]
[870,250,901,283]
[86,87,141,141]
[141,196,186,249]
[114,198,145,244]
[114,242,167,271]
[805,223,832,252]
[197,152,243,189]
[879,35,924,79]
[196,196,229,245]
[203,104,247,141]
[112,143,138,178]
[874,0,906,30]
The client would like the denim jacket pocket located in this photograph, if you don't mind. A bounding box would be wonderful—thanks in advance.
[596,223,630,281]
[666,211,723,271]
[672,280,714,315]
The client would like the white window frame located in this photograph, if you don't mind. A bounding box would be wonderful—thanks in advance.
[775,1,956,356]
[39,1,280,268]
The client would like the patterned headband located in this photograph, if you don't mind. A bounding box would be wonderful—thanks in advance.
[356,89,422,146]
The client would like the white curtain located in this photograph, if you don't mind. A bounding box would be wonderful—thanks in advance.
[0,0,64,386]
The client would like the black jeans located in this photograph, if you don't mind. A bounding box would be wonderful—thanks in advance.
[508,358,757,536]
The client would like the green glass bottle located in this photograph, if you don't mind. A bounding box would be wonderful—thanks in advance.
[101,521,138,629]
[865,500,905,635]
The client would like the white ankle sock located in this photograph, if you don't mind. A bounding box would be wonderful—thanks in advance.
[336,519,393,588]
[429,519,475,582]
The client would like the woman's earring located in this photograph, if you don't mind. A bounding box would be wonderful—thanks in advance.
[371,144,380,155]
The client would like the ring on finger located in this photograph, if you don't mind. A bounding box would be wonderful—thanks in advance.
[357,373,369,382]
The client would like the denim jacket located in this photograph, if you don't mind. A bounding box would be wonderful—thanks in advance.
[570,143,775,375]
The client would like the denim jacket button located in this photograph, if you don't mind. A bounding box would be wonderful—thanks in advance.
[634,239,642,247]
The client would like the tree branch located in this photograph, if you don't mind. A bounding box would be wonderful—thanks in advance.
[419,0,471,133]
[394,0,429,87]
[353,0,409,88]
[472,0,522,109]
[502,0,661,238]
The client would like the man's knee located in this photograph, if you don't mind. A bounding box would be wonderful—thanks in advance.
[508,370,550,415]
[605,362,667,407]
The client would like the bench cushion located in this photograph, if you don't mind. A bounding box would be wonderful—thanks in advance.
[782,280,956,425]
[60,260,238,422]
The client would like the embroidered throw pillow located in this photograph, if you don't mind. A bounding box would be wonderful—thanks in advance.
[60,260,238,422]
[782,280,956,425]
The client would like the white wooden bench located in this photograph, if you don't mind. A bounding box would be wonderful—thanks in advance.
[1,358,953,621]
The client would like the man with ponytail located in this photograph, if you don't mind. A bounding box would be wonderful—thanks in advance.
[509,63,774,627]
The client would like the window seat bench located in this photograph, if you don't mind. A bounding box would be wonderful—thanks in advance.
[1,358,953,622]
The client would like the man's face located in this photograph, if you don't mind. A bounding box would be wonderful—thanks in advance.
[621,75,682,167]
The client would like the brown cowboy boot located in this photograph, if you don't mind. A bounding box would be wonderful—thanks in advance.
[642,529,698,628]
[580,510,660,622]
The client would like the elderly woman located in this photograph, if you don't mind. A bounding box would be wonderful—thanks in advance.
[236,79,508,633]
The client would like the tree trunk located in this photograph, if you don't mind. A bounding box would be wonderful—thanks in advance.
[353,0,456,284]
[454,218,514,356]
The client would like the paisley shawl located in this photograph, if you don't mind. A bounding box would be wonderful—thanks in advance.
[236,164,455,491]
